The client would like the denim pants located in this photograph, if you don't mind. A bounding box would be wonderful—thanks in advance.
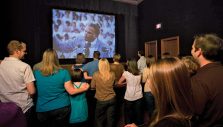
[144,92,155,117]
[95,97,116,127]
[37,106,70,127]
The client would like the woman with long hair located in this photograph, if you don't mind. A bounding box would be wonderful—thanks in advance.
[34,49,89,127]
[149,57,194,127]
[125,57,194,127]
[91,58,116,127]
[118,59,144,126]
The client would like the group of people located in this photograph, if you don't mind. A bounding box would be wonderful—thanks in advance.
[1,33,223,127]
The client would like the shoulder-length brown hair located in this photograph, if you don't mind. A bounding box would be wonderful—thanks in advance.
[149,57,194,125]
[127,59,139,75]
[40,49,61,76]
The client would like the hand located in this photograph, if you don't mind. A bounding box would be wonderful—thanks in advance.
[124,123,137,127]
[81,83,89,91]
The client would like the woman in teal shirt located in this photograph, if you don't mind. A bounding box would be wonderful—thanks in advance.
[34,49,89,127]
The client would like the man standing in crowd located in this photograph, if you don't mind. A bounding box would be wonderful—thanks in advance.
[82,51,100,127]
[137,50,147,73]
[0,40,36,126]
[191,34,223,127]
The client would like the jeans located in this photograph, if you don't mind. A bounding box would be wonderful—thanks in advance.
[95,97,116,127]
[144,92,155,117]
[124,98,144,126]
[37,106,70,127]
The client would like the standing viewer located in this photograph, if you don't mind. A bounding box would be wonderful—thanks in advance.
[34,49,89,127]
[118,59,144,126]
[125,57,194,127]
[0,40,35,126]
[110,53,125,85]
[69,69,89,127]
[191,34,223,127]
[82,51,100,126]
[110,53,125,126]
[137,50,147,73]
[142,56,155,119]
[72,53,86,70]
[91,58,116,127]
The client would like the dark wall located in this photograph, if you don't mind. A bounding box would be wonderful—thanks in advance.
[1,0,137,66]
[1,0,43,64]
[138,0,223,57]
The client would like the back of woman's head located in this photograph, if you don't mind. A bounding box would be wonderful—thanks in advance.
[40,49,60,76]
[71,69,83,82]
[98,58,111,80]
[127,59,139,75]
[149,57,193,120]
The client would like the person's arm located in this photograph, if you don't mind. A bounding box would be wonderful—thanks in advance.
[91,74,96,89]
[117,76,126,86]
[137,59,141,70]
[83,71,92,80]
[24,65,36,96]
[64,80,89,95]
[142,68,148,83]
[26,82,35,96]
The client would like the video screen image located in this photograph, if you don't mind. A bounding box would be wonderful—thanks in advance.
[52,9,116,59]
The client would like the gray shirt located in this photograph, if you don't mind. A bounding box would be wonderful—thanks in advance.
[0,57,35,113]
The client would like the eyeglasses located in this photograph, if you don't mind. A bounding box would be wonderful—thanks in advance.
[19,50,27,54]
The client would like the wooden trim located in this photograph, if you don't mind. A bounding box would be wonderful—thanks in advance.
[161,36,179,58]
[144,40,158,61]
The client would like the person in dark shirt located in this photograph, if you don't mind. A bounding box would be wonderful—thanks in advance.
[191,34,223,127]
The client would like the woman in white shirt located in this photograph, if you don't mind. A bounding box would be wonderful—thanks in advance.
[118,59,144,126]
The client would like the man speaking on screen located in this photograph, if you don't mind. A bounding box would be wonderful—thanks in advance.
[74,23,109,58]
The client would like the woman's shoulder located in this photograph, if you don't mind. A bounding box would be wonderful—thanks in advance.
[57,68,70,74]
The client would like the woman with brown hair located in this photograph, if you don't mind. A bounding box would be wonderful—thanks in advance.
[125,57,194,127]
[118,59,144,126]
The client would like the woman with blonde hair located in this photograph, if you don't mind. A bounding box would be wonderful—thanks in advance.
[91,58,116,127]
[34,49,89,127]
[125,57,194,127]
[142,55,156,119]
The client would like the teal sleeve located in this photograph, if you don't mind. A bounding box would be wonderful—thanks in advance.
[64,69,71,82]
